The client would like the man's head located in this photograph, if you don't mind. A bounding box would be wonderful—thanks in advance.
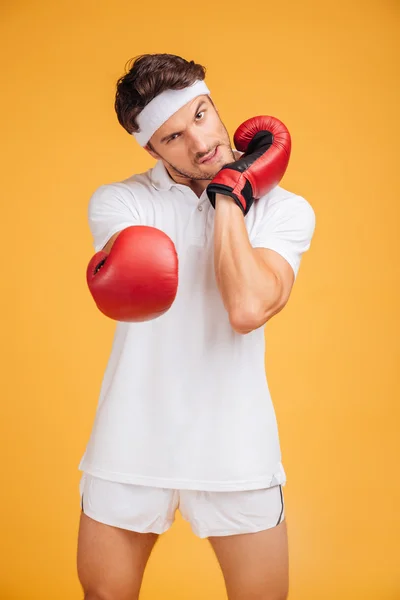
[114,53,235,190]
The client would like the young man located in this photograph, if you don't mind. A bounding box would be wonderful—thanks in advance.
[77,53,316,600]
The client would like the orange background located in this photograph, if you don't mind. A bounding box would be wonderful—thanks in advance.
[1,0,399,598]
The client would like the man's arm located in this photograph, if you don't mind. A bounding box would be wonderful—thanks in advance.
[101,231,121,254]
[213,194,295,334]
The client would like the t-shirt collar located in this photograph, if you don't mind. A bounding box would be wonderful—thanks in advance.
[150,159,179,191]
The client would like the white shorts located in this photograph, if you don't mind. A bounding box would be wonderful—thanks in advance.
[79,472,285,539]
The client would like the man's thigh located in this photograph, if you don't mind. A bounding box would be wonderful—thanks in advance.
[76,473,177,599]
[208,519,289,600]
[77,510,159,600]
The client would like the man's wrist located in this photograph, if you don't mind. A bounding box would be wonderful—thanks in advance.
[214,193,242,212]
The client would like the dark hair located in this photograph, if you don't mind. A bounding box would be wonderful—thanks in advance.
[114,53,206,138]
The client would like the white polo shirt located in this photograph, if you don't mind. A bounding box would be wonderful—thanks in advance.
[78,158,316,491]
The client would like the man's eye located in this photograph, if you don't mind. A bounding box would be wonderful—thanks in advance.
[167,111,205,143]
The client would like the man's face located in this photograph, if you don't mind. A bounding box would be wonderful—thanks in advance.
[145,95,235,188]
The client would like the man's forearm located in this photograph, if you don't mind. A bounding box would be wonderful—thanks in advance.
[213,194,280,332]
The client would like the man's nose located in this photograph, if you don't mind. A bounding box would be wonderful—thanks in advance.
[188,131,210,156]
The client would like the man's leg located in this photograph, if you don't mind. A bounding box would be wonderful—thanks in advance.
[77,510,159,600]
[208,519,289,600]
[76,474,178,599]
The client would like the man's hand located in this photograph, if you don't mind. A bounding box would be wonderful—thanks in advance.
[86,226,179,322]
[206,116,291,215]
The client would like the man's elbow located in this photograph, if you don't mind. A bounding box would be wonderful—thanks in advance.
[229,301,286,334]
[229,308,267,335]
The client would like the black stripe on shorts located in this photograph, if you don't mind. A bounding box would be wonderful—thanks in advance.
[275,485,284,526]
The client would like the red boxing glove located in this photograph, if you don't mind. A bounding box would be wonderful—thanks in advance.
[86,226,179,322]
[207,116,291,215]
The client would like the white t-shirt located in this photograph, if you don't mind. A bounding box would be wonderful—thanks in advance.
[78,158,316,491]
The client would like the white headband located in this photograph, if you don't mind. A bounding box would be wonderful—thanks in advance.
[132,79,210,146]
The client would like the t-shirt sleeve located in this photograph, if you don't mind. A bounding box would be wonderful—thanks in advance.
[88,183,141,252]
[251,193,316,280]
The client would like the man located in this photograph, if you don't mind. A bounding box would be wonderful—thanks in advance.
[77,53,316,600]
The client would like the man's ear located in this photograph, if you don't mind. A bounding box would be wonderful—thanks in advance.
[144,142,159,160]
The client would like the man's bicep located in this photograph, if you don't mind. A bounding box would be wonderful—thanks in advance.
[251,194,316,282]
[254,247,295,306]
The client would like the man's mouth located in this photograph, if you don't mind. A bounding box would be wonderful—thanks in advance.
[199,146,219,164]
